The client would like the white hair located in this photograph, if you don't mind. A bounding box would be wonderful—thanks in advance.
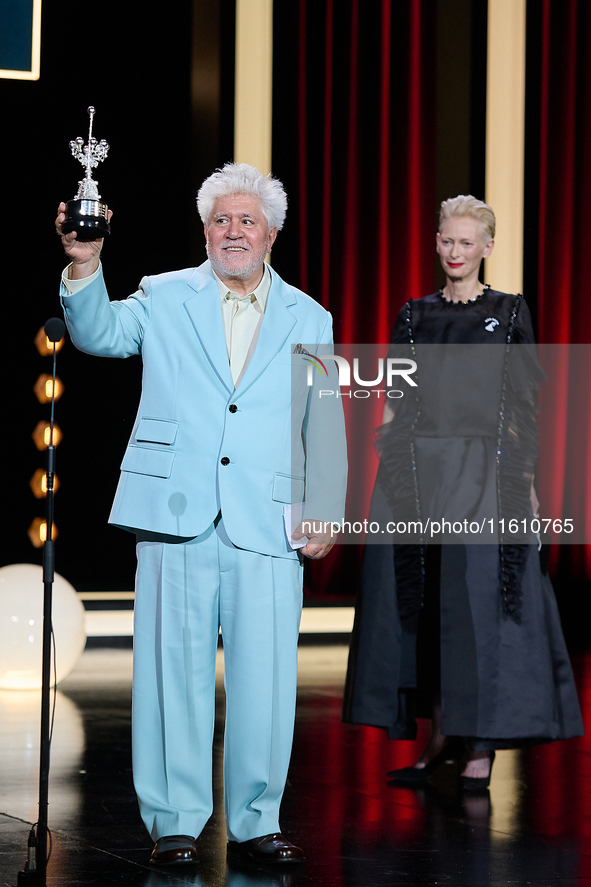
[197,162,288,230]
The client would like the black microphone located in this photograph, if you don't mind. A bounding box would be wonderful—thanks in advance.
[44,317,65,343]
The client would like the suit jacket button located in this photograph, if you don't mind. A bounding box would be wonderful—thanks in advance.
[221,457,230,466]
[229,404,238,413]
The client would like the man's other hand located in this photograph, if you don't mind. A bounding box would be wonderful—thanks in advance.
[292,520,339,559]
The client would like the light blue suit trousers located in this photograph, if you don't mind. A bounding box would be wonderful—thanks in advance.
[132,519,303,842]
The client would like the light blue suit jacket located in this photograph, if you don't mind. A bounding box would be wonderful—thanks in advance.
[60,260,347,559]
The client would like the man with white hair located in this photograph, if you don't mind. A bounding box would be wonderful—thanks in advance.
[55,163,346,866]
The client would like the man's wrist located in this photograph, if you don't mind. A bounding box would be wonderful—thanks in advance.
[62,261,101,295]
[68,258,100,280]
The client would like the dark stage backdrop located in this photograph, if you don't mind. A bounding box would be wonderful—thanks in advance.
[3,0,591,605]
[1,1,229,590]
[524,0,591,607]
[2,0,440,595]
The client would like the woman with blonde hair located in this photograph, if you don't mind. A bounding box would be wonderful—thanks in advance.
[344,196,583,789]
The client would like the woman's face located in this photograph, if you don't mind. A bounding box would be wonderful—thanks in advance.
[436,216,494,283]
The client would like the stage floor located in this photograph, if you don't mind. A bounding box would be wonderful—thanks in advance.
[1,645,591,886]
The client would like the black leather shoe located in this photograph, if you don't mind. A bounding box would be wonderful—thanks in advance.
[387,764,432,784]
[228,833,306,864]
[150,834,199,865]
[388,738,465,785]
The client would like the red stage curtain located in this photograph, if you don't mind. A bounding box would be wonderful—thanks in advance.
[536,0,591,345]
[274,0,437,342]
[273,0,438,596]
[274,0,591,595]
[532,0,591,579]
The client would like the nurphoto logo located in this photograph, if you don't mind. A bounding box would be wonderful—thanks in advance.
[306,354,418,399]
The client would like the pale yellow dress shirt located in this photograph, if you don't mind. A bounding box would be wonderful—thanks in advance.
[213,266,270,385]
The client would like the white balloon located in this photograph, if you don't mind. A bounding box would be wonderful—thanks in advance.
[0,564,87,690]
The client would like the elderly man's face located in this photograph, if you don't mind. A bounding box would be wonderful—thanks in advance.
[205,194,277,284]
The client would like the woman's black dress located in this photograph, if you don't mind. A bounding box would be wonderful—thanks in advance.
[343,289,583,747]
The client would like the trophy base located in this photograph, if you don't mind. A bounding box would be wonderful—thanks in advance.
[62,198,110,241]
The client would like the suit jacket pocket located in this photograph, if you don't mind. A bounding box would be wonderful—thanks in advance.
[121,445,175,478]
[136,417,179,445]
[272,472,305,503]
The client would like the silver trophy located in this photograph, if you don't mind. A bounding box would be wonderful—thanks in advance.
[62,106,110,241]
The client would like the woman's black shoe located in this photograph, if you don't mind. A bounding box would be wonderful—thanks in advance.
[460,750,495,791]
[387,739,465,784]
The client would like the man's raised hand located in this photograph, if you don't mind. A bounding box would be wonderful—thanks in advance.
[55,202,113,279]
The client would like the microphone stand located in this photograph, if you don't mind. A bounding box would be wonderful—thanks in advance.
[18,318,65,887]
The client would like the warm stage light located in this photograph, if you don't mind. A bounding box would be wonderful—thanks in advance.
[32,421,63,450]
[27,518,58,549]
[29,469,60,499]
[34,374,65,404]
[34,325,65,357]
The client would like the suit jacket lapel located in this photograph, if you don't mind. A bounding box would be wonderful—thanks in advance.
[234,266,297,398]
[183,262,234,393]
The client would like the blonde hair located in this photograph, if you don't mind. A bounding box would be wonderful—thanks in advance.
[439,194,496,241]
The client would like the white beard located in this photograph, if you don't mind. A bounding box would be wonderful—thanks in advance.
[206,240,268,282]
